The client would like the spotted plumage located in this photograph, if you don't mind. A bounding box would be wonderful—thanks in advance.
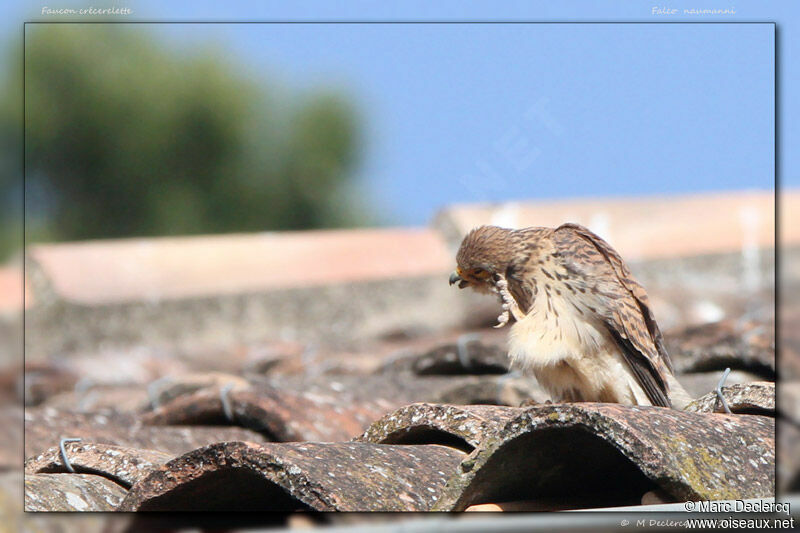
[449,223,691,409]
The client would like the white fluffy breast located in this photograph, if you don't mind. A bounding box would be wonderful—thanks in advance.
[507,291,605,371]
[506,283,649,405]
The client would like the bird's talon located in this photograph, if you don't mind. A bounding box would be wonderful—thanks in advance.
[493,273,525,323]
[494,310,510,328]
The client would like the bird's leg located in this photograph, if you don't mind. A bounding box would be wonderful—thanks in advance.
[492,273,524,328]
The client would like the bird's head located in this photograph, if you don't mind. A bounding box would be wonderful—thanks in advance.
[449,225,514,293]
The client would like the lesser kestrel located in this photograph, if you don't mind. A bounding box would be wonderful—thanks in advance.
[450,223,691,409]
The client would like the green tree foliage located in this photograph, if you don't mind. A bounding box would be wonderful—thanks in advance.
[10,24,367,256]
[0,29,23,260]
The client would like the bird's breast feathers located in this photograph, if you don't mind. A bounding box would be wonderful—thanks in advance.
[506,274,650,405]
[507,282,605,370]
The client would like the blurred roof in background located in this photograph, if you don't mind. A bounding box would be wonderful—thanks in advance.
[7,189,787,314]
[10,190,783,363]
[435,189,784,261]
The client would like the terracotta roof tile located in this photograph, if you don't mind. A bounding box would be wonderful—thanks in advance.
[119,441,465,512]
[270,372,545,409]
[141,383,391,443]
[665,318,775,378]
[24,408,271,459]
[28,228,451,305]
[43,384,152,413]
[432,375,549,406]
[23,361,79,407]
[684,381,775,415]
[677,370,768,400]
[25,442,171,488]
[145,372,251,409]
[432,403,774,510]
[377,338,511,375]
[357,403,520,452]
[434,190,785,261]
[25,473,127,511]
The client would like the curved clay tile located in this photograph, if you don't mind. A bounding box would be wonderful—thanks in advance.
[356,403,520,452]
[432,403,774,511]
[685,382,774,415]
[120,441,465,511]
[25,473,127,511]
[141,385,391,442]
[25,442,171,488]
[24,408,270,459]
[377,339,511,376]
[666,319,775,378]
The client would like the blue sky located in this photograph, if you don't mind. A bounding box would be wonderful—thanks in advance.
[6,2,789,226]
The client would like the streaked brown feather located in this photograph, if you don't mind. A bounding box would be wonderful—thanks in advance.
[552,223,674,407]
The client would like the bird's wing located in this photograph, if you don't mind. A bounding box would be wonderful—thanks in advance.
[552,223,674,407]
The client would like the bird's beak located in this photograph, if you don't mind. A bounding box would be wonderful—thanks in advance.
[449,270,469,289]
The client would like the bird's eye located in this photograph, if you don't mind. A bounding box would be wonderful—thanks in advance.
[472,268,491,280]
